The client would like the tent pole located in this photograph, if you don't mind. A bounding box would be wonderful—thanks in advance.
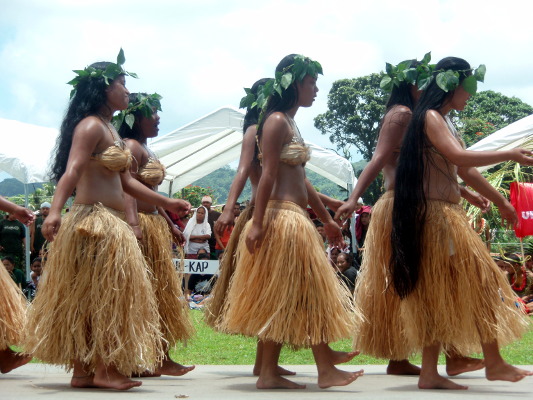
[24,183,31,280]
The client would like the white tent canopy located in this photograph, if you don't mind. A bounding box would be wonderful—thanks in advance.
[149,106,357,197]
[468,114,533,173]
[0,118,58,184]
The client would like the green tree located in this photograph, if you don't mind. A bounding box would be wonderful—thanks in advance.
[174,185,216,208]
[453,90,533,147]
[314,73,387,161]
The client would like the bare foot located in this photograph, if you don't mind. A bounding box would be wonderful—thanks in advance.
[418,374,468,390]
[71,374,96,388]
[329,350,361,365]
[0,349,32,374]
[446,356,485,376]
[93,367,142,390]
[253,365,296,376]
[387,359,421,375]
[256,375,306,389]
[157,359,195,376]
[318,367,364,389]
[486,362,533,382]
[133,370,162,378]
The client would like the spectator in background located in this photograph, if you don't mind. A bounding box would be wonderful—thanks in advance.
[30,202,50,261]
[0,213,26,270]
[183,207,211,259]
[2,256,25,290]
[186,252,215,301]
[354,205,371,263]
[201,196,220,259]
[336,252,358,292]
[233,202,242,219]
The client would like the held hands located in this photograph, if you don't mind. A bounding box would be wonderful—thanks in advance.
[334,199,356,225]
[168,199,191,216]
[42,213,61,242]
[12,205,35,226]
[245,223,264,254]
[324,220,345,249]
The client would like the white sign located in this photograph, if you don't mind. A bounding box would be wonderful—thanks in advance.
[173,259,220,275]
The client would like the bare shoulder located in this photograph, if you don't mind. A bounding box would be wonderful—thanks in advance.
[73,116,107,142]
[263,112,291,142]
[386,105,412,125]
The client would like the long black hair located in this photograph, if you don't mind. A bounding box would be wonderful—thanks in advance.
[118,92,148,142]
[390,57,471,298]
[243,78,270,134]
[49,62,114,183]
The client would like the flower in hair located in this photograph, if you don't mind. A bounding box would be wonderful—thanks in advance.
[113,92,163,131]
[67,48,138,99]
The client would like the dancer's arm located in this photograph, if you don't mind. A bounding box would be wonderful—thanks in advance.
[458,166,517,227]
[426,110,533,167]
[459,186,490,212]
[335,106,410,222]
[215,126,256,236]
[158,207,185,246]
[0,197,34,225]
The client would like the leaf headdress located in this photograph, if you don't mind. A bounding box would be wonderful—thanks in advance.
[380,52,486,95]
[67,48,138,99]
[113,92,163,131]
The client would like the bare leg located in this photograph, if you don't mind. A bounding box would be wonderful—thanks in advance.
[253,340,295,376]
[386,359,421,375]
[0,348,32,374]
[482,341,532,382]
[418,343,467,390]
[256,340,304,389]
[445,349,484,376]
[313,342,363,389]
[70,360,95,388]
[92,361,142,390]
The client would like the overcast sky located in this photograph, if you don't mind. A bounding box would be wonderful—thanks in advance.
[1,0,532,162]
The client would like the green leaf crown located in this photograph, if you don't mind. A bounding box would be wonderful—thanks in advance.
[380,52,486,95]
[112,92,163,131]
[67,48,138,99]
[241,55,323,113]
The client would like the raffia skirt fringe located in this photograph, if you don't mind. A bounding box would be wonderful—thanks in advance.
[355,192,530,359]
[0,266,26,349]
[218,200,358,347]
[353,191,415,360]
[138,212,194,345]
[204,205,254,329]
[24,204,163,374]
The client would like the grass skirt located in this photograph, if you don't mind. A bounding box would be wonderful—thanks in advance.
[218,200,358,347]
[399,199,529,355]
[0,266,26,349]
[24,204,163,374]
[138,212,194,346]
[353,191,415,360]
[204,205,254,329]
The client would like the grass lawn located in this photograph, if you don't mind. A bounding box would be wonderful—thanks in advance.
[168,310,533,366]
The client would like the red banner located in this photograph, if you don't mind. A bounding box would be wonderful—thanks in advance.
[510,182,533,238]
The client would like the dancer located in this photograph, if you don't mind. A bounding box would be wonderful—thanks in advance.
[0,197,34,374]
[208,79,358,377]
[391,56,532,389]
[24,50,190,390]
[219,54,363,390]
[117,92,194,377]
[336,55,488,376]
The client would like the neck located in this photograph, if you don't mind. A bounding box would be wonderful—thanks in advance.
[97,106,114,121]
[286,105,299,119]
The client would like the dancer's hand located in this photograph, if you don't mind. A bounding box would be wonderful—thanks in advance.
[42,212,61,242]
[215,209,234,236]
[246,224,264,254]
[497,200,517,229]
[334,200,356,226]
[131,225,143,240]
[462,189,491,213]
[168,199,191,216]
[171,225,185,246]
[324,221,345,249]
[11,205,35,226]
[509,148,533,165]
